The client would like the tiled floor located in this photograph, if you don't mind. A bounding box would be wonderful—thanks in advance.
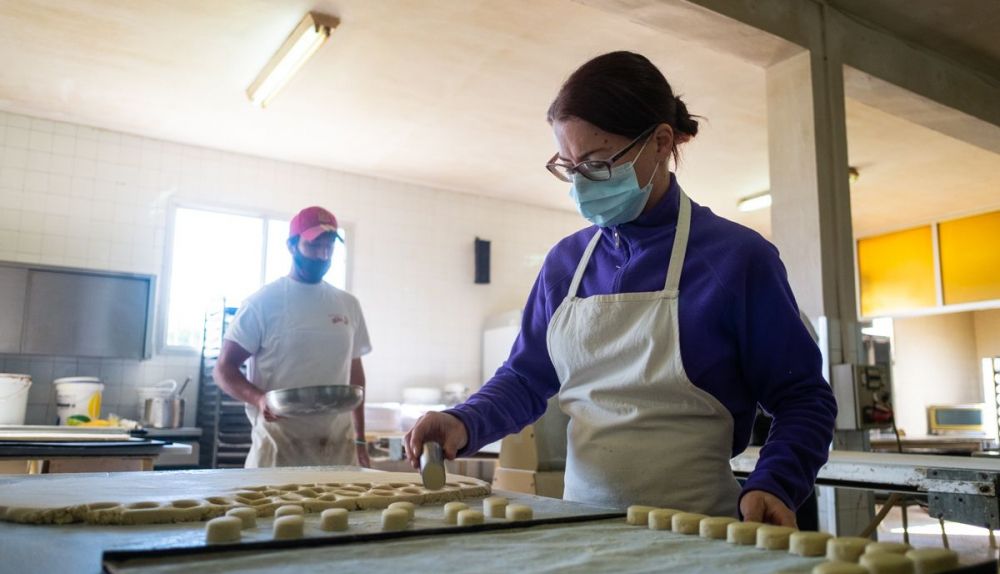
[877,502,999,567]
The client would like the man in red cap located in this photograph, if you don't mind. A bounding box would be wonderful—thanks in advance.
[214,206,372,468]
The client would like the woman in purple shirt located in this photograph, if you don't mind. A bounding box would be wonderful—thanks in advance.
[407,51,836,526]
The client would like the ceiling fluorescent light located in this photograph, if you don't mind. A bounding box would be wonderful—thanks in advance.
[246,12,339,108]
[737,192,772,212]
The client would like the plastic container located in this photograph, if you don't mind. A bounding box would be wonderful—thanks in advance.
[402,386,443,404]
[137,379,177,400]
[54,377,104,425]
[0,374,31,425]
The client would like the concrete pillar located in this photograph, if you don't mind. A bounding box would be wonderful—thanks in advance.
[767,45,870,538]
[766,49,859,368]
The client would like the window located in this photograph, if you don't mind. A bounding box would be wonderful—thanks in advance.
[164,207,348,349]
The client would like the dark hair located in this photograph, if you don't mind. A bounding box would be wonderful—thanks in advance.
[547,51,698,161]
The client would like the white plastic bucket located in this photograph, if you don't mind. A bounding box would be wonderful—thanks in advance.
[0,374,31,425]
[54,377,104,425]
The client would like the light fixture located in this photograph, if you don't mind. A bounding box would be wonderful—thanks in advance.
[737,167,860,212]
[737,192,772,212]
[246,12,340,108]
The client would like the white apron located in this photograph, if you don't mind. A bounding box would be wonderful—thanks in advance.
[245,283,358,469]
[547,190,742,515]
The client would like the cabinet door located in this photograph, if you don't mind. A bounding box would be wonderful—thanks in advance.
[0,267,28,353]
[22,270,151,358]
[940,211,1000,305]
[857,226,937,317]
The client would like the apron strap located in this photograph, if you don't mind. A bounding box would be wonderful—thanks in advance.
[663,191,692,293]
[567,229,603,299]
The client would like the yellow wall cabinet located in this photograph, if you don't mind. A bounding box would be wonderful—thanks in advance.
[858,209,1000,318]
[939,211,1000,305]
[858,226,937,317]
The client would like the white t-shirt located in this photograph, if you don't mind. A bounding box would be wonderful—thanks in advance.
[225,276,372,419]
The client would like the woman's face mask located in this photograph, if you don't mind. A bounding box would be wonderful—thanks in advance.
[568,134,658,228]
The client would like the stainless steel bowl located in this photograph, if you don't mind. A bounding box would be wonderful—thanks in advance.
[264,385,364,417]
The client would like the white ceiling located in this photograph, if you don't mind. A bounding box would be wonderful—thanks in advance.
[0,0,996,239]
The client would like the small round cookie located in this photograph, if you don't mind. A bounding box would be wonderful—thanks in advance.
[672,512,708,535]
[859,552,915,574]
[905,548,958,574]
[648,508,682,531]
[444,502,468,524]
[381,508,409,531]
[273,515,305,540]
[457,509,485,526]
[790,531,834,557]
[827,536,871,562]
[626,505,656,526]
[866,542,913,556]
[506,504,533,521]
[727,521,764,545]
[205,516,242,543]
[483,496,508,518]
[756,525,798,550]
[812,561,868,574]
[225,507,257,529]
[320,508,349,531]
[274,504,304,518]
[387,501,416,521]
[700,516,738,539]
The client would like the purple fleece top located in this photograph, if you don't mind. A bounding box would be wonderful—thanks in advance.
[446,175,836,511]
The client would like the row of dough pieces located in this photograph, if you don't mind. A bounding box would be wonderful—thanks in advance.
[627,506,960,574]
[1,480,491,526]
[206,496,530,544]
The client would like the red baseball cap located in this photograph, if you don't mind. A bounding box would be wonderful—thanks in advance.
[289,206,341,242]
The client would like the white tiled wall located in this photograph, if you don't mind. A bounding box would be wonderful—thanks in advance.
[0,110,583,424]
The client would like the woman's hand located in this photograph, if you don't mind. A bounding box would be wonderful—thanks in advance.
[740,490,797,527]
[404,412,469,468]
[356,443,371,468]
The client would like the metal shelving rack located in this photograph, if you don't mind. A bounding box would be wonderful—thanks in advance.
[195,305,252,468]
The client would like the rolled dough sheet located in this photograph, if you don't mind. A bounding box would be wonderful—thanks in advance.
[0,468,490,526]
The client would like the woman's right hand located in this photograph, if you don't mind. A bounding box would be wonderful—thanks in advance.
[404,412,469,469]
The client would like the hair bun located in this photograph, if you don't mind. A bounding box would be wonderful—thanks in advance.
[674,96,698,137]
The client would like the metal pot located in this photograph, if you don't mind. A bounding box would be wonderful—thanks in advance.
[142,397,184,429]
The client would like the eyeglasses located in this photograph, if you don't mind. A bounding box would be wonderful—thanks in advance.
[546,125,656,182]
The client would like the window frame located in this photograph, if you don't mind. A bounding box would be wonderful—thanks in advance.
[157,202,353,355]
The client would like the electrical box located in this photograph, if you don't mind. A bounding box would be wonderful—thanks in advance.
[832,364,893,430]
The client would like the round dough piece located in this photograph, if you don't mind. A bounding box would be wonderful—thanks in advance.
[905,548,959,574]
[457,509,485,526]
[866,542,913,556]
[627,505,656,526]
[506,504,533,522]
[827,537,871,562]
[727,521,764,545]
[648,508,682,531]
[387,501,415,521]
[812,561,868,574]
[381,508,409,531]
[275,504,304,518]
[700,516,738,539]
[205,516,242,543]
[790,531,834,557]
[320,508,349,532]
[756,525,798,550]
[444,502,468,525]
[672,512,708,535]
[859,552,915,574]
[225,507,257,529]
[483,496,508,518]
[273,515,305,540]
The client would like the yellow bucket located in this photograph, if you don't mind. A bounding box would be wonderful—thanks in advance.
[54,377,104,425]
